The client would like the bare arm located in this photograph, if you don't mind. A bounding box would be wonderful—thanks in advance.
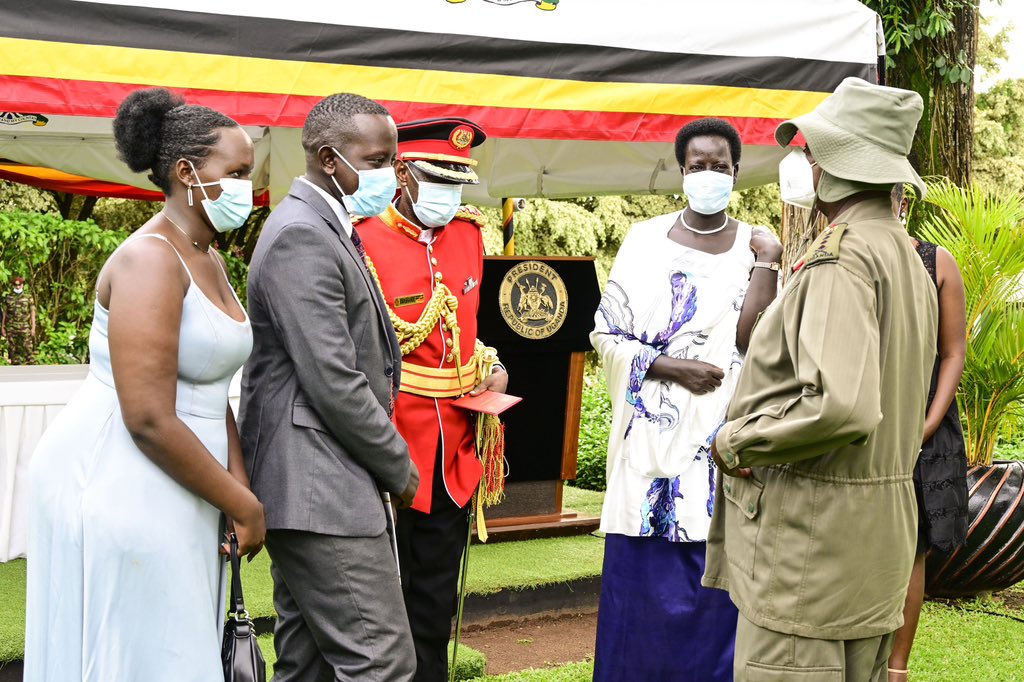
[924,247,967,443]
[105,239,265,556]
[736,228,783,353]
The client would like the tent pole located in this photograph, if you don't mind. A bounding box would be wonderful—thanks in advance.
[502,197,516,255]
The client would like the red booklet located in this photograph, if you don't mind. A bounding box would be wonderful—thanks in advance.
[451,390,523,415]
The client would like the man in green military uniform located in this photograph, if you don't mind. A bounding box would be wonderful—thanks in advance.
[2,276,37,365]
[704,77,938,681]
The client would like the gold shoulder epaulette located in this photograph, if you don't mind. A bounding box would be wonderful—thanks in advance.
[455,204,488,228]
[793,223,848,272]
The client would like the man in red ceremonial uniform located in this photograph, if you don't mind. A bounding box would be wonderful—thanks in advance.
[358,117,508,682]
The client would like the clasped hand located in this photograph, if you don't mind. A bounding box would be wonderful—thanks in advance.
[650,356,724,395]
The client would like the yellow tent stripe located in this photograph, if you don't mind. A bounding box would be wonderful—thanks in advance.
[0,37,830,119]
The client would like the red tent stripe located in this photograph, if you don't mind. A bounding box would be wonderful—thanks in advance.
[0,75,790,146]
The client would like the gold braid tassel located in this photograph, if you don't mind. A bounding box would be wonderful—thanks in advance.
[472,341,508,543]
[364,252,507,540]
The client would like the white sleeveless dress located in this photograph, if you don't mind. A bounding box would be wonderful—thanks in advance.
[24,234,253,681]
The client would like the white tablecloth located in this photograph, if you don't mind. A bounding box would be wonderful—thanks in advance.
[0,365,242,562]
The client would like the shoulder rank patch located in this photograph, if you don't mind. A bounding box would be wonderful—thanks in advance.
[792,223,848,272]
[455,204,488,229]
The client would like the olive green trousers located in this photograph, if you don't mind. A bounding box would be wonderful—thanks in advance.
[734,612,896,681]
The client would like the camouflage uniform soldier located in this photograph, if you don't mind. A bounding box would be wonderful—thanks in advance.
[2,276,37,365]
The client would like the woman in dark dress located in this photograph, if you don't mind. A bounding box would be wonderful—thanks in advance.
[888,190,969,682]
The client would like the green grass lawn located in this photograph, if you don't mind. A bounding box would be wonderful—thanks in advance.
[0,559,24,663]
[562,484,605,518]
[0,532,606,662]
[238,532,606,621]
[5,505,1024,681]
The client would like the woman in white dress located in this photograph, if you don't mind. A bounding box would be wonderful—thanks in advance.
[25,88,266,681]
[591,119,782,681]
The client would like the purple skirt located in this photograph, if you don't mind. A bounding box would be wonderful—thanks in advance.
[593,535,737,682]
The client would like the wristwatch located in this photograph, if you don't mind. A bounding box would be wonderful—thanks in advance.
[753,261,781,271]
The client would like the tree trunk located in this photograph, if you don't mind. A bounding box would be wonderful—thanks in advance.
[780,204,829,283]
[885,3,978,186]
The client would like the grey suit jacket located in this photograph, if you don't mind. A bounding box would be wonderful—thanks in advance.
[239,178,409,537]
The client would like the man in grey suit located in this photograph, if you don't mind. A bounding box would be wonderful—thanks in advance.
[239,93,419,681]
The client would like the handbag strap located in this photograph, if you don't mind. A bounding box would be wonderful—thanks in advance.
[228,533,248,617]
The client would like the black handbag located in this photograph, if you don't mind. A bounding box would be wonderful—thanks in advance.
[222,534,267,682]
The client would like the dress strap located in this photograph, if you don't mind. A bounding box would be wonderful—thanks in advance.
[128,233,196,283]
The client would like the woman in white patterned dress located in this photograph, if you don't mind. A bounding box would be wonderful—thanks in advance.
[591,118,782,681]
[25,88,265,681]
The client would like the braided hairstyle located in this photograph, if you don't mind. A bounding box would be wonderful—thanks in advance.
[113,88,238,194]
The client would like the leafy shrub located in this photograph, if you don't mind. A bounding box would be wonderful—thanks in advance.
[920,181,1024,465]
[570,371,612,492]
[0,211,248,365]
[0,212,128,364]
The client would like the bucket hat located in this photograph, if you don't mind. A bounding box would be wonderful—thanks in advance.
[775,77,926,198]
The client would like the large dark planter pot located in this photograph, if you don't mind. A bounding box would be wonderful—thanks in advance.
[926,460,1024,597]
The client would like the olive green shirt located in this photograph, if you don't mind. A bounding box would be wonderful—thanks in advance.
[703,198,938,640]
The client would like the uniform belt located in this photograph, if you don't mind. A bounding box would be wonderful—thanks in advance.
[400,358,477,398]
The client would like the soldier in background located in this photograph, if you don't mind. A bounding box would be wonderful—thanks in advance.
[2,275,37,364]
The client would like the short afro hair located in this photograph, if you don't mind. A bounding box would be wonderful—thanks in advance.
[301,93,391,160]
[674,118,743,169]
[113,88,238,194]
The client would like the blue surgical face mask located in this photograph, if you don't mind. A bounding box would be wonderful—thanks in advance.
[187,160,253,233]
[409,172,462,228]
[682,169,734,215]
[328,147,397,217]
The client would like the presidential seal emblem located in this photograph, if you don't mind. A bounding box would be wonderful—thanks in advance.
[499,261,568,339]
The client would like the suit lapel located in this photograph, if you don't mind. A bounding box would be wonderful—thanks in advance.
[287,179,398,356]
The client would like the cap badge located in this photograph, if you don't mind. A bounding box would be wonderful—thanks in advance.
[450,125,475,150]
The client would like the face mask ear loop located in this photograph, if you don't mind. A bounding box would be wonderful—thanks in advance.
[185,159,213,206]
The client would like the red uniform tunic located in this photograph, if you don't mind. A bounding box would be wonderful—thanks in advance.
[359,203,485,513]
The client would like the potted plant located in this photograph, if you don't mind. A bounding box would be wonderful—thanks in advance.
[918,180,1024,596]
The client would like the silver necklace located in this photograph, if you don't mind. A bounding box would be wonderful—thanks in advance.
[681,212,729,235]
[162,212,209,253]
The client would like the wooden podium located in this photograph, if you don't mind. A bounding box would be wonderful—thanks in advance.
[474,256,601,540]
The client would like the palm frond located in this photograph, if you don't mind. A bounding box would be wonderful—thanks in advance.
[920,179,1024,465]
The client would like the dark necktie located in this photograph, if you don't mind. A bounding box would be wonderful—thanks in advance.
[349,225,397,414]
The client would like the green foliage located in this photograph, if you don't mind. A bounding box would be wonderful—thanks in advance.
[89,197,160,232]
[480,190,777,283]
[865,0,978,85]
[570,372,612,492]
[482,196,684,282]
[0,212,128,364]
[0,180,56,214]
[919,180,1024,465]
[449,641,488,681]
[994,437,1024,462]
[974,78,1024,193]
[730,184,782,234]
[0,210,249,365]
